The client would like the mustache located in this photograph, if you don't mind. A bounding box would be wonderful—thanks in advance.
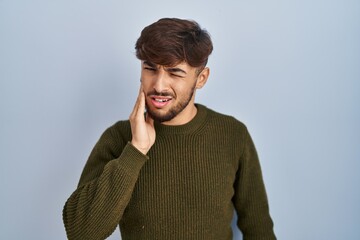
[147,90,175,98]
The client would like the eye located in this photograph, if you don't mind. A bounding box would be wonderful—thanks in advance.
[170,73,184,78]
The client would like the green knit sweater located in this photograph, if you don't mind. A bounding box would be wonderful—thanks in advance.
[63,104,276,240]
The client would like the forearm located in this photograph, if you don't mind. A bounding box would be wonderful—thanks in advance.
[63,143,148,240]
[234,129,276,240]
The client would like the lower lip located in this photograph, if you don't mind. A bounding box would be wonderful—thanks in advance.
[151,98,171,108]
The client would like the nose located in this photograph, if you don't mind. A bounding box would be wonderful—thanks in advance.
[153,69,168,93]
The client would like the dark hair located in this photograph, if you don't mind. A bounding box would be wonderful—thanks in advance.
[135,18,213,68]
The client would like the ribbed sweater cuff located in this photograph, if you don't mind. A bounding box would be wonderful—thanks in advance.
[115,142,149,172]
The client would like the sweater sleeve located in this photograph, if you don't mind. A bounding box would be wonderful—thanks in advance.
[233,128,276,240]
[63,126,148,240]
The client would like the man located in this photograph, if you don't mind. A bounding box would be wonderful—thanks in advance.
[63,18,276,240]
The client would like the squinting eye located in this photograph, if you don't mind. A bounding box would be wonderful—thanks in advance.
[145,67,156,71]
[171,74,184,78]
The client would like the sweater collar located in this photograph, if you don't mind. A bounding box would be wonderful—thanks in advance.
[154,104,208,135]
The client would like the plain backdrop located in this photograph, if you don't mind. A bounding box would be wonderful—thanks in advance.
[1,0,359,239]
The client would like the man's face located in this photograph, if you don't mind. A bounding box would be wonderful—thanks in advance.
[140,61,204,124]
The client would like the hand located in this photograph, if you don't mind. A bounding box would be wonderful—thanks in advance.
[129,86,155,155]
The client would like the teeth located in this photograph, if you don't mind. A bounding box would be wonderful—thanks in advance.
[154,98,170,102]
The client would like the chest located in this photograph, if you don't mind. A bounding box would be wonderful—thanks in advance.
[132,135,239,209]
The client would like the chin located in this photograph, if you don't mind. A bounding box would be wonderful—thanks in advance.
[146,107,177,122]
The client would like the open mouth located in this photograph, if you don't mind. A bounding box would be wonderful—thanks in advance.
[153,98,171,102]
[150,96,172,108]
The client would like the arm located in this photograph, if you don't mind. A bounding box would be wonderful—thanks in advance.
[63,128,148,240]
[233,128,276,240]
[63,85,155,240]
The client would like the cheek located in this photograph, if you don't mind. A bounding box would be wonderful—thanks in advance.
[140,72,156,84]
[140,74,150,85]
[172,84,193,98]
[140,72,145,82]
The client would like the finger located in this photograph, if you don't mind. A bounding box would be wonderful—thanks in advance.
[137,83,145,110]
[136,91,146,118]
[130,85,144,118]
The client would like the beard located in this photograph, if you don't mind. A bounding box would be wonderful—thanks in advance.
[145,84,196,123]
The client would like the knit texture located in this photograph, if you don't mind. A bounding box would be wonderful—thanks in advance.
[63,104,276,240]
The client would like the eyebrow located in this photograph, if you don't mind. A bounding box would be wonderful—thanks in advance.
[143,61,187,75]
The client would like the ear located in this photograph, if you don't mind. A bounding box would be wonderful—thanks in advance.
[195,67,210,89]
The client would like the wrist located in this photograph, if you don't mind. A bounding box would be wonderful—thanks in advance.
[130,140,149,155]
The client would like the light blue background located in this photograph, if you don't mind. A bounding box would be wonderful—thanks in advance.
[1,0,359,239]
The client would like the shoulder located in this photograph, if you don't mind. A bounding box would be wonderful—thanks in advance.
[200,104,252,158]
[110,120,131,131]
[201,104,248,133]
[97,120,132,146]
[198,104,250,146]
